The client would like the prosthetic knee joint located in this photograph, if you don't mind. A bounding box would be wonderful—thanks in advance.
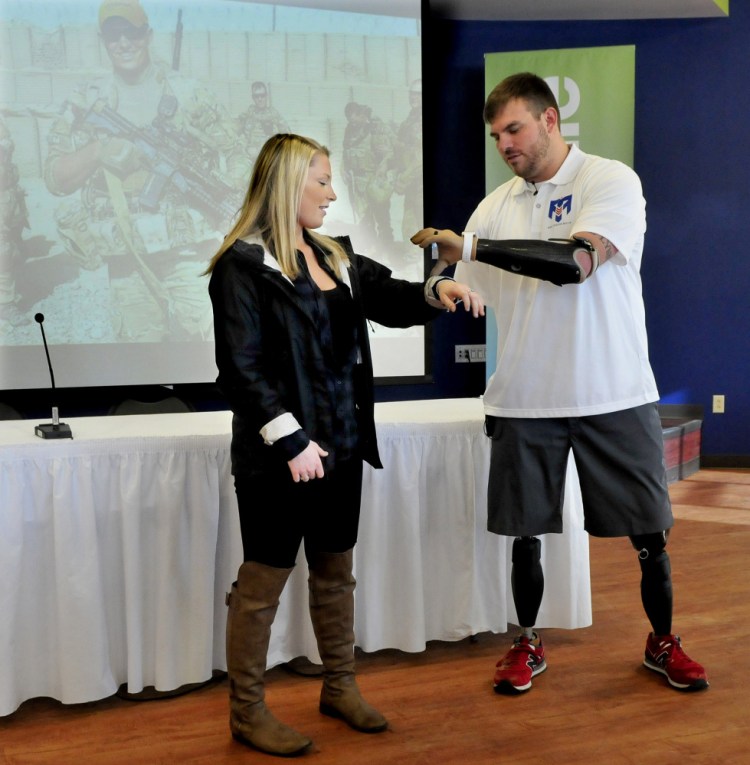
[630,531,669,562]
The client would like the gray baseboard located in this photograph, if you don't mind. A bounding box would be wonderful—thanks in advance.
[700,455,750,469]
[658,403,704,420]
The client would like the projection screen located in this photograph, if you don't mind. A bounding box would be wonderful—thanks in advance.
[0,0,424,390]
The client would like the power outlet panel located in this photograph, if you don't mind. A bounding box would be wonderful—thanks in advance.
[712,394,725,414]
[455,344,486,363]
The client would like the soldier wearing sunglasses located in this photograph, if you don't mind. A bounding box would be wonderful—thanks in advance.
[44,0,237,343]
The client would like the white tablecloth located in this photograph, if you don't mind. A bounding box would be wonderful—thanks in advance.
[0,398,591,716]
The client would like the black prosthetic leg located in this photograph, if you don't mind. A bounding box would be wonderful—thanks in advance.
[630,532,673,636]
[512,536,544,628]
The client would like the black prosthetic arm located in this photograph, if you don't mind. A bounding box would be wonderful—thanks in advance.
[474,236,596,286]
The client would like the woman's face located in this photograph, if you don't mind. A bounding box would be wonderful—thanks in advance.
[297,152,336,231]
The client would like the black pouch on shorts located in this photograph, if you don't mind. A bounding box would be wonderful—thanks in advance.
[484,415,500,438]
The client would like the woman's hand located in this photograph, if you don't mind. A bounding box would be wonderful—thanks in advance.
[288,440,329,482]
[435,280,485,318]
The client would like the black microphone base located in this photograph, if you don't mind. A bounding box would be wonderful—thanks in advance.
[35,422,73,439]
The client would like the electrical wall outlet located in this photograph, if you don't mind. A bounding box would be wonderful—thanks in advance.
[712,394,725,414]
[455,344,486,363]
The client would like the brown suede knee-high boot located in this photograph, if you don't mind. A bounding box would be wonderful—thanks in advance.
[308,550,388,733]
[226,561,312,756]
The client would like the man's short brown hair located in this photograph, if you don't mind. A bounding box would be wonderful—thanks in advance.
[483,72,561,126]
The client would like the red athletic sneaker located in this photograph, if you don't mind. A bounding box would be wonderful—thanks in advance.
[643,633,709,691]
[493,634,546,694]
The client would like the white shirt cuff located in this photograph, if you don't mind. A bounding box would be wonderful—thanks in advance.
[260,412,303,445]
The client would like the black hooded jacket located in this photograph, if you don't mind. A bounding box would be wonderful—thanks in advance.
[209,235,443,477]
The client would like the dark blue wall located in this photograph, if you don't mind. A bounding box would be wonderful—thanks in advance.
[9,7,747,460]
[400,4,749,459]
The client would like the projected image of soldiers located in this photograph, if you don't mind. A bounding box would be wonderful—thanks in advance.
[393,79,423,242]
[44,0,237,343]
[342,102,396,248]
[228,81,290,190]
[0,117,31,333]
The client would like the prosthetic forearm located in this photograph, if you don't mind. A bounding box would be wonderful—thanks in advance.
[473,236,598,286]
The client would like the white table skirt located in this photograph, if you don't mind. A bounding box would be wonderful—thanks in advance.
[0,398,590,716]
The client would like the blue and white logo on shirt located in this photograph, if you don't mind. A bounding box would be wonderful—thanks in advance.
[549,195,572,222]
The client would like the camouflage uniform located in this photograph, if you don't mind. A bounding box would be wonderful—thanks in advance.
[45,61,237,341]
[0,118,30,328]
[342,103,395,245]
[227,84,290,190]
[393,82,423,241]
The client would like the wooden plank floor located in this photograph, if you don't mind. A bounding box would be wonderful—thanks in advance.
[2,469,749,765]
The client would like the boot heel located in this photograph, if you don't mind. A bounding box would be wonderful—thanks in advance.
[231,730,312,757]
[319,694,388,733]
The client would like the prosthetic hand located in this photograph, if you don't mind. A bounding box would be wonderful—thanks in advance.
[410,228,463,277]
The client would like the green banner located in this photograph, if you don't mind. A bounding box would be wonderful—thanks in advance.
[483,46,635,376]
[484,46,635,193]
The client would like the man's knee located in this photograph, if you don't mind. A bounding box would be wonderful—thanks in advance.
[513,536,542,567]
[630,530,669,561]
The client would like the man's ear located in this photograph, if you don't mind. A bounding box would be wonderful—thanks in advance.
[543,106,558,132]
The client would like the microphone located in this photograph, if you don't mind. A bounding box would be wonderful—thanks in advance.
[34,312,73,440]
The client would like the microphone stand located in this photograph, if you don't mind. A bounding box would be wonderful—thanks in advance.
[34,313,73,439]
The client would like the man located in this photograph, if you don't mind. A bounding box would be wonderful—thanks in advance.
[0,117,30,331]
[227,81,290,189]
[44,0,236,342]
[392,79,423,241]
[412,72,707,694]
[342,101,395,246]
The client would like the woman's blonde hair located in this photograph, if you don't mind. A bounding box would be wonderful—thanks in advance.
[205,133,349,278]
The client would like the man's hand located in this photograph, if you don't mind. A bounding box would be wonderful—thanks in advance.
[411,227,463,276]
[97,136,142,175]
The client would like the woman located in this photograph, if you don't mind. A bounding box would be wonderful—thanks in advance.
[206,133,483,757]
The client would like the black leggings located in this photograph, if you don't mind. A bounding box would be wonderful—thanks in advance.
[234,458,363,568]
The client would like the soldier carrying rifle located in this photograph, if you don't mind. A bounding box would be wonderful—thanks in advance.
[44,0,237,342]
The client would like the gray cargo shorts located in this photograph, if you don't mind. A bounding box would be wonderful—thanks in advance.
[485,403,673,538]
